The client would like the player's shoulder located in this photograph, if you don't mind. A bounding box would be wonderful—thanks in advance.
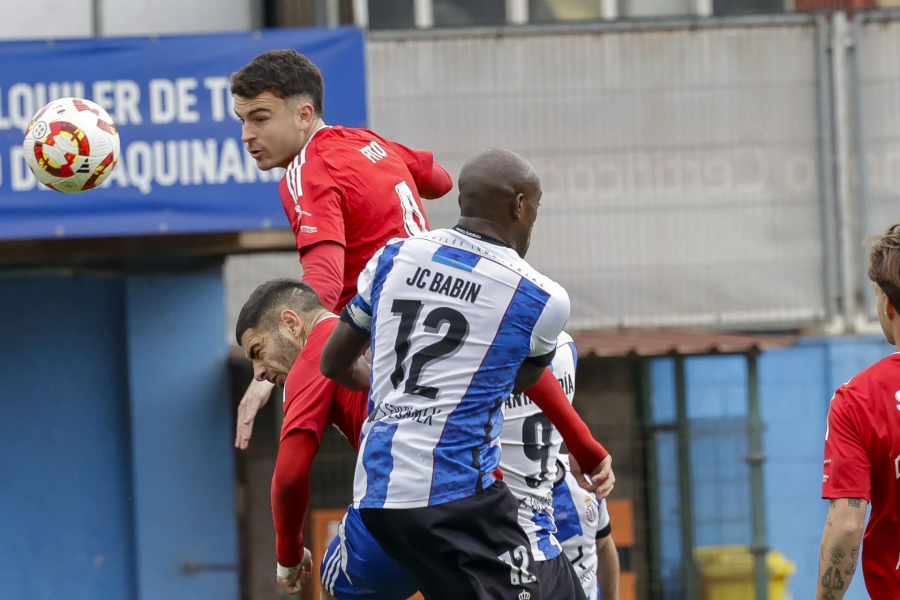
[838,353,900,397]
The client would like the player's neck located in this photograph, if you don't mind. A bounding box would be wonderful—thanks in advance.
[299,118,327,149]
[299,308,333,345]
[454,218,517,250]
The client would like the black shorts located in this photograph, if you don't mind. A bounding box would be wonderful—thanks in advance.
[360,480,551,600]
[533,553,587,600]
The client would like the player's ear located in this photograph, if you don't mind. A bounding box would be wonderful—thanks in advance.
[511,193,525,220]
[280,309,303,334]
[887,296,896,321]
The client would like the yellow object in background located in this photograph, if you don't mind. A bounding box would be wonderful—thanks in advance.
[695,546,796,600]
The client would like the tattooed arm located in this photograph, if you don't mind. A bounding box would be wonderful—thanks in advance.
[816,498,867,600]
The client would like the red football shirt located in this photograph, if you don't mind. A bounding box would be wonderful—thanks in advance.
[822,353,900,598]
[280,126,443,311]
[281,316,368,450]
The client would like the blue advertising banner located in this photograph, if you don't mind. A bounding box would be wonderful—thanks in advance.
[0,27,366,240]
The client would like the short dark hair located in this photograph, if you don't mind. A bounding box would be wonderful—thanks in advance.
[235,279,322,345]
[231,49,324,115]
[868,223,900,310]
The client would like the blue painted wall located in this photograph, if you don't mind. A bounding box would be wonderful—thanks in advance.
[0,268,238,600]
[0,275,137,600]
[125,271,238,599]
[649,335,893,600]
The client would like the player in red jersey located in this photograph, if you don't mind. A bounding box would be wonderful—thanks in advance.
[236,278,612,597]
[235,279,368,595]
[229,49,453,450]
[818,223,900,600]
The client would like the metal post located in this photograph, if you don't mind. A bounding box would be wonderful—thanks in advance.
[92,0,103,36]
[816,13,839,322]
[832,11,858,330]
[414,0,434,29]
[849,13,874,325]
[352,0,369,28]
[325,0,340,27]
[693,0,713,17]
[639,359,662,600]
[674,355,698,599]
[747,350,769,600]
[601,0,618,19]
[507,0,528,24]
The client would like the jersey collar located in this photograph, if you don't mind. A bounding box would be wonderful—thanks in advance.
[452,225,513,249]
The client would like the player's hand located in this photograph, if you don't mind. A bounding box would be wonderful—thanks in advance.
[571,455,615,499]
[276,548,313,595]
[235,378,275,450]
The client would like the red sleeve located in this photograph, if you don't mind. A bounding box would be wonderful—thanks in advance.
[382,139,453,200]
[281,355,337,445]
[300,241,345,312]
[527,369,608,474]
[272,429,318,567]
[822,387,872,501]
[280,157,345,251]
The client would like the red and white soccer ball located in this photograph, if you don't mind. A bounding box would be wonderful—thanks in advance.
[23,97,120,193]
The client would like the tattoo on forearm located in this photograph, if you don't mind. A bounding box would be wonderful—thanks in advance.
[845,547,859,576]
[847,498,863,508]
[821,567,846,591]
[823,591,836,600]
[829,545,846,565]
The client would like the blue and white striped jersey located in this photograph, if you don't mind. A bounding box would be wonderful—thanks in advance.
[344,227,571,509]
[499,332,577,562]
[552,454,612,600]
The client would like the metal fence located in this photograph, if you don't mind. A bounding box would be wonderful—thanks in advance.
[366,18,830,331]
[225,11,900,338]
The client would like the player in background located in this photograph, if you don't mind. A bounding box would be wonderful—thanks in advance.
[500,332,589,599]
[230,49,453,449]
[321,149,614,599]
[818,223,900,599]
[552,455,620,600]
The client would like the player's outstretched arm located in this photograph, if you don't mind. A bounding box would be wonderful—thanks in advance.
[816,498,867,600]
[525,369,611,496]
[320,319,371,391]
[597,535,620,600]
[235,378,275,450]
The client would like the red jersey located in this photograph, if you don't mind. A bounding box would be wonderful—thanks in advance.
[822,353,900,598]
[281,316,368,449]
[280,126,446,311]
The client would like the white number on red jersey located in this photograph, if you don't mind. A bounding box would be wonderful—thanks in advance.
[395,181,427,236]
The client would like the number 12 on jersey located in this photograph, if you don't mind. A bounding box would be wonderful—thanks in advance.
[390,299,469,399]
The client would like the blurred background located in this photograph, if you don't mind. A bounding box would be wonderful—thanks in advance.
[1,1,898,599]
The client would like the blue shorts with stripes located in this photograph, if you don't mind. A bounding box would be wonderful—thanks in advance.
[320,506,418,600]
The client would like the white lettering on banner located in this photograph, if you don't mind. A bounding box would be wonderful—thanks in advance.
[149,79,177,124]
[176,78,199,124]
[114,80,142,125]
[218,138,245,184]
[13,137,284,195]
[126,141,153,194]
[204,77,230,123]
[92,80,115,114]
[8,83,34,131]
[192,138,217,185]
[153,141,178,187]
[11,147,33,191]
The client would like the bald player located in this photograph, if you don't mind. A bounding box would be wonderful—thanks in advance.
[320,149,613,600]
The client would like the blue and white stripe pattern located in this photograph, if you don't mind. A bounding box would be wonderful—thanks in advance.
[346,228,571,510]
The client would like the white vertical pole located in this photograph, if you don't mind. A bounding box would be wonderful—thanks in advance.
[414,0,434,28]
[507,0,528,24]
[325,0,340,27]
[352,0,369,28]
[694,0,713,17]
[601,0,618,20]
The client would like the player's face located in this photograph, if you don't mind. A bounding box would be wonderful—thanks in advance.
[241,327,301,387]
[234,92,308,171]
[875,283,896,345]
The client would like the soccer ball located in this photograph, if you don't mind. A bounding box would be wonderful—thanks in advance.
[23,97,120,193]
